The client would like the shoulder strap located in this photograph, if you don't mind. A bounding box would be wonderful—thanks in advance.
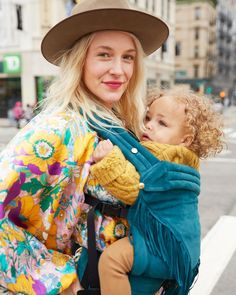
[95,125,160,173]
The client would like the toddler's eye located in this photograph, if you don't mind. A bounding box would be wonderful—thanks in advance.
[145,115,150,122]
[159,120,167,127]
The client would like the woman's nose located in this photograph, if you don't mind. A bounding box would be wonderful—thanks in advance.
[109,58,123,75]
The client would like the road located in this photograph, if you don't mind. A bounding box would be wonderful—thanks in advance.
[0,107,236,294]
[200,106,236,237]
[195,106,236,295]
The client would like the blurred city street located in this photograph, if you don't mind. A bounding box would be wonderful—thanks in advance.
[0,106,236,295]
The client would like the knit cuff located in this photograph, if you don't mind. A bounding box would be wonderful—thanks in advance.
[90,146,126,186]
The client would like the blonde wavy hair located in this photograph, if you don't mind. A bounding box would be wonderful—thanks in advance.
[147,88,225,159]
[41,31,146,136]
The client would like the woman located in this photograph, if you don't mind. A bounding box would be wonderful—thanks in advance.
[12,101,24,129]
[0,0,169,294]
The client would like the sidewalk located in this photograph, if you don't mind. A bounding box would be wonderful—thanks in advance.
[0,119,19,146]
[0,118,13,127]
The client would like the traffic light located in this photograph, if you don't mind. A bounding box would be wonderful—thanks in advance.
[219,91,226,99]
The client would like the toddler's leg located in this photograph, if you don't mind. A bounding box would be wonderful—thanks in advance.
[98,237,134,295]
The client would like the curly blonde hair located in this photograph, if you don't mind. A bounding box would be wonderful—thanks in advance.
[147,88,225,159]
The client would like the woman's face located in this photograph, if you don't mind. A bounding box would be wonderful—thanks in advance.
[83,31,136,108]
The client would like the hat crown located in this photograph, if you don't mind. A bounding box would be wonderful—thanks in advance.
[72,0,130,15]
[41,0,169,65]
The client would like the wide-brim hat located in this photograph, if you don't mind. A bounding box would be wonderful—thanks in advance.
[41,0,169,65]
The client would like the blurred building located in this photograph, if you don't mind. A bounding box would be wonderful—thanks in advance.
[129,0,176,89]
[212,0,236,104]
[175,0,216,93]
[0,0,65,117]
[0,0,175,118]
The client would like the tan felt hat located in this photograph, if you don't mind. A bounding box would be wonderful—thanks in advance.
[41,0,169,65]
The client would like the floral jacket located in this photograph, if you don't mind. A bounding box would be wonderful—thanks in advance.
[0,112,129,295]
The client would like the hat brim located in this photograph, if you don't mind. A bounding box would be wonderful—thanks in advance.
[41,8,169,65]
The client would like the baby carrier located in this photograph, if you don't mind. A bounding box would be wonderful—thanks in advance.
[76,124,201,295]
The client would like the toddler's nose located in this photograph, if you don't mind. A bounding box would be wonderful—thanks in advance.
[145,121,152,130]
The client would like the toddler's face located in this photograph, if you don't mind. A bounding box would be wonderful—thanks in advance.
[141,96,190,146]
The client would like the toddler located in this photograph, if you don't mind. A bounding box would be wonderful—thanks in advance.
[91,89,224,295]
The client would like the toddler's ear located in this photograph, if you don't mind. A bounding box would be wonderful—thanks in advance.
[181,134,194,148]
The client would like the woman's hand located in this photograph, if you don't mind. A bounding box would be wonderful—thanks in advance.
[93,139,114,162]
[60,278,83,295]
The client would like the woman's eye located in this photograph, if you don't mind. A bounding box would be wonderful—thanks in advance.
[123,55,135,61]
[98,52,110,58]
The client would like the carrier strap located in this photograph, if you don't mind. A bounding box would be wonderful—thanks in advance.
[85,194,129,218]
[95,127,159,173]
[84,201,100,289]
[80,194,130,292]
[77,289,100,295]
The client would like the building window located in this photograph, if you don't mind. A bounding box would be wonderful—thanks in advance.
[161,0,165,17]
[161,42,167,59]
[167,0,170,20]
[194,65,199,78]
[175,42,181,56]
[152,0,156,13]
[195,28,199,40]
[195,7,201,20]
[194,46,199,58]
[16,5,23,30]
[161,80,170,89]
[218,63,223,74]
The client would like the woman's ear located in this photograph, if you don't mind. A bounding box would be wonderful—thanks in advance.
[180,134,194,148]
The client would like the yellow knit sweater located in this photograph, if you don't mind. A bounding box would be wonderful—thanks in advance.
[90,141,199,205]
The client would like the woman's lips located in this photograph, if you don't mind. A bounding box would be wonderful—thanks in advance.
[103,81,123,89]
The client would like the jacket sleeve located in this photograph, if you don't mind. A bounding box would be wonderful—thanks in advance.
[90,146,140,205]
[0,113,96,294]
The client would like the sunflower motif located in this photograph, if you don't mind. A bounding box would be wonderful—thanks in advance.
[51,251,71,267]
[0,169,18,191]
[73,133,95,165]
[33,139,55,160]
[7,274,39,295]
[19,196,44,236]
[16,132,68,174]
[2,222,25,243]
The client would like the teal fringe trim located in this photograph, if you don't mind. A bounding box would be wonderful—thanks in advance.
[130,198,199,295]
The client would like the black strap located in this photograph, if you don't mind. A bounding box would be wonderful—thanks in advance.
[81,203,100,289]
[85,194,129,218]
[77,290,100,295]
[80,195,129,291]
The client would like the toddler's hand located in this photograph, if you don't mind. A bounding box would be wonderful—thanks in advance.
[93,139,113,162]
